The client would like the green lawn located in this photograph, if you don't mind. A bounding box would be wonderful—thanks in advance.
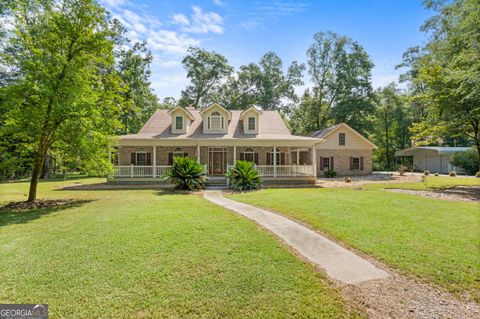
[228,176,480,301]
[0,179,360,318]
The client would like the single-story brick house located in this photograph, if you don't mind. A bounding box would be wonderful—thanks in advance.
[110,104,375,184]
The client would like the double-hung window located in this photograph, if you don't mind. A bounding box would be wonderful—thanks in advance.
[339,133,346,145]
[247,117,256,131]
[322,157,330,170]
[352,157,360,170]
[175,116,183,130]
[208,111,224,130]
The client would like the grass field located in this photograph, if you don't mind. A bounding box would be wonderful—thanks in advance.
[0,178,360,318]
[228,176,480,301]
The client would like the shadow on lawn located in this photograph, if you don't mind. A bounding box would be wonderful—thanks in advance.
[0,199,94,228]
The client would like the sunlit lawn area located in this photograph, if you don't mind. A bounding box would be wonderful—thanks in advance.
[0,179,360,318]
[227,176,480,301]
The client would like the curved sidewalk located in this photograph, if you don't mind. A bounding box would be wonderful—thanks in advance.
[204,190,388,285]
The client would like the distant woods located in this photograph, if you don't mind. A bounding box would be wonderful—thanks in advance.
[0,0,478,194]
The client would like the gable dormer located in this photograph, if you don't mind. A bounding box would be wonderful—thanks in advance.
[240,107,262,134]
[199,103,232,134]
[168,106,195,134]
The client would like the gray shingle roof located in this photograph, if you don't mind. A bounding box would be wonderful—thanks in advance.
[310,124,342,138]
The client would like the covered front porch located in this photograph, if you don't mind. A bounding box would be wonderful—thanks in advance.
[109,142,317,182]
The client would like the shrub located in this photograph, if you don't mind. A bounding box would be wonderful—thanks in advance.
[424,170,430,176]
[449,171,456,177]
[434,173,439,176]
[324,168,337,178]
[226,160,262,191]
[450,148,479,175]
[344,177,351,183]
[165,157,207,190]
[476,171,480,178]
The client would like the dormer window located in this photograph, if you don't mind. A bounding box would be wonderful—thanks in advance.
[208,111,224,130]
[175,116,183,130]
[247,117,256,131]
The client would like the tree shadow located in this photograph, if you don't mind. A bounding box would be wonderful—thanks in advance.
[1,175,99,184]
[0,199,94,228]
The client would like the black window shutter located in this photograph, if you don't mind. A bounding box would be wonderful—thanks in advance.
[146,153,151,165]
[330,157,334,169]
[168,153,173,165]
[350,157,353,170]
[240,153,245,161]
[360,157,364,170]
[267,152,271,165]
[254,153,259,165]
[319,156,323,170]
[131,153,136,165]
[280,153,285,165]
[184,152,188,157]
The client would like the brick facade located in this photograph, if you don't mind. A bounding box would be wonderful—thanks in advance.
[317,149,372,176]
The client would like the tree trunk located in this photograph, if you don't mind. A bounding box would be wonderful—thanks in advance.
[28,143,48,202]
[41,154,49,179]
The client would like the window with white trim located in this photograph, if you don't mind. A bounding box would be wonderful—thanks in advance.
[352,157,360,170]
[175,116,183,130]
[136,147,146,165]
[339,133,346,145]
[173,147,185,158]
[269,149,282,165]
[208,111,224,130]
[247,117,256,130]
[244,148,255,162]
[322,157,330,169]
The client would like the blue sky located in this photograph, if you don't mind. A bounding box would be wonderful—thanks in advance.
[101,0,433,100]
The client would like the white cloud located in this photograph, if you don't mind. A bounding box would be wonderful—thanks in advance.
[241,1,307,31]
[172,13,190,26]
[213,0,225,6]
[173,6,224,34]
[102,0,128,8]
[147,30,199,54]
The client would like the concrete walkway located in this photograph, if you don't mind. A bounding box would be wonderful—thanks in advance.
[204,190,388,285]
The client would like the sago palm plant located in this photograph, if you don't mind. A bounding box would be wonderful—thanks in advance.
[226,160,263,191]
[165,157,207,190]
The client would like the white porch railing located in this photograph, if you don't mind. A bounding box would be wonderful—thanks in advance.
[112,164,313,178]
[227,164,314,177]
[255,165,314,177]
[112,164,207,178]
[156,166,172,177]
[113,165,170,178]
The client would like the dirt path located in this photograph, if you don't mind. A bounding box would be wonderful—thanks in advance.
[387,186,480,202]
[341,263,480,319]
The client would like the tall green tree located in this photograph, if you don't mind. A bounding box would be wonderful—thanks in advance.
[217,52,304,110]
[372,83,411,170]
[178,47,233,108]
[117,41,159,134]
[400,0,480,169]
[0,0,121,201]
[297,31,374,134]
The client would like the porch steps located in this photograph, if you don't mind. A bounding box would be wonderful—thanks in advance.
[206,176,227,187]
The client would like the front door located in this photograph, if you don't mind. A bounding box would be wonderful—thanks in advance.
[208,147,227,175]
[213,152,224,175]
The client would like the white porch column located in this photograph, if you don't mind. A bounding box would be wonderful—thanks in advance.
[312,146,317,177]
[233,145,237,164]
[196,144,200,162]
[152,146,156,178]
[273,146,277,178]
[296,149,300,165]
